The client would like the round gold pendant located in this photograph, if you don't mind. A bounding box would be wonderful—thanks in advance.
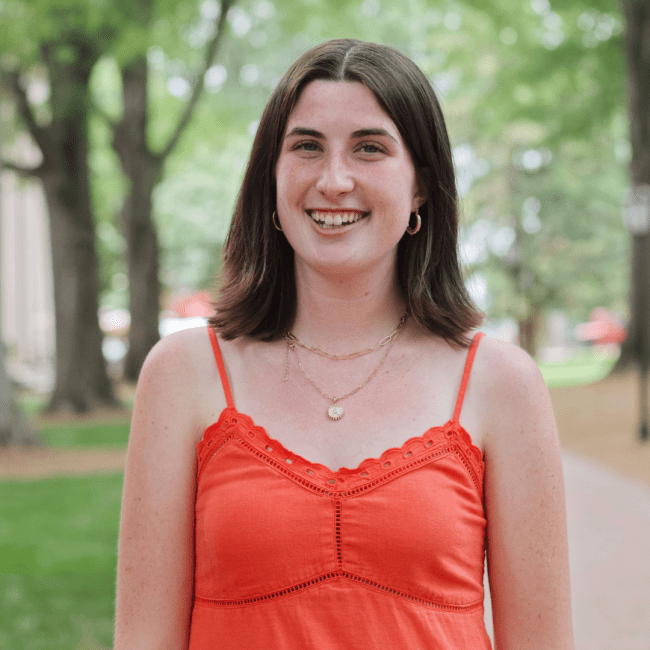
[327,403,344,421]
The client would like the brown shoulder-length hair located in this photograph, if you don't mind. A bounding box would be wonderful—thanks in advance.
[211,39,483,346]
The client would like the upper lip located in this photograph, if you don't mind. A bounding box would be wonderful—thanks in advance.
[306,208,367,213]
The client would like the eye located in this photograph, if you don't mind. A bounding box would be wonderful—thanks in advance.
[357,142,385,155]
[293,140,321,153]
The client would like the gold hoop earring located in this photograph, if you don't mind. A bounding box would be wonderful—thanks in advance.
[272,211,283,232]
[406,208,421,235]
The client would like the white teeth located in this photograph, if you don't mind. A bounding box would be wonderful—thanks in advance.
[309,210,366,228]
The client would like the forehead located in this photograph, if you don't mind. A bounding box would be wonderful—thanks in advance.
[286,80,399,134]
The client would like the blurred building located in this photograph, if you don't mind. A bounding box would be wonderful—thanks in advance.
[0,151,55,391]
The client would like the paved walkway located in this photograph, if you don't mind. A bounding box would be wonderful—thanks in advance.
[483,450,650,649]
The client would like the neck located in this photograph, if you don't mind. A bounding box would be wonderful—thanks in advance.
[291,262,407,355]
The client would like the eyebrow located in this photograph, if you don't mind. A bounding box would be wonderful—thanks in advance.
[351,128,398,143]
[285,127,323,139]
[285,127,398,144]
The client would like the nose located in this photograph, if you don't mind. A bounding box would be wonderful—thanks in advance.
[315,152,354,197]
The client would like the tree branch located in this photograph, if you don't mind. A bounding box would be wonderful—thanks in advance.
[158,0,236,160]
[6,71,51,160]
[0,159,43,178]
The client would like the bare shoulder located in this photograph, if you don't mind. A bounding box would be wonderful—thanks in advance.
[471,334,556,450]
[141,324,215,380]
[135,326,227,441]
[473,334,546,394]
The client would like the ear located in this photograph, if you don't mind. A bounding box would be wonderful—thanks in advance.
[411,173,428,212]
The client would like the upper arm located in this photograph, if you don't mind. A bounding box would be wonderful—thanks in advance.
[479,339,574,649]
[114,330,210,650]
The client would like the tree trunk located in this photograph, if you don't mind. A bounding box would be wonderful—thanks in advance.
[113,55,163,382]
[616,0,650,372]
[503,210,542,358]
[616,234,650,372]
[40,43,117,412]
[518,307,541,358]
[107,0,233,381]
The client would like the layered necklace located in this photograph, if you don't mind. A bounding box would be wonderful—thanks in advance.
[283,312,408,421]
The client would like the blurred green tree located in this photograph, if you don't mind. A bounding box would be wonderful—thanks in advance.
[0,0,122,412]
[141,0,632,357]
[1,0,640,396]
[92,0,235,381]
[446,0,630,354]
[0,0,237,408]
[616,0,650,371]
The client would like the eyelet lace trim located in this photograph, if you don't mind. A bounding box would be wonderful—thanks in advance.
[194,569,483,612]
[197,407,484,497]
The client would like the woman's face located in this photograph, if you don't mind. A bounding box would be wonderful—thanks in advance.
[275,80,426,279]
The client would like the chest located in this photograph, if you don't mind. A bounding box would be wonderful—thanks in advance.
[194,414,487,607]
[203,341,484,472]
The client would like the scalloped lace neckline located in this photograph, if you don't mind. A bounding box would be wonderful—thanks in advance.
[200,406,485,479]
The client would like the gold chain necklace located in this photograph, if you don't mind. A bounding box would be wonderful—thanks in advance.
[285,311,408,360]
[282,315,406,421]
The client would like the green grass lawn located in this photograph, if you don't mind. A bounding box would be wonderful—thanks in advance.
[15,394,49,418]
[537,350,619,388]
[0,474,123,650]
[37,422,131,448]
[16,393,134,419]
[15,393,132,448]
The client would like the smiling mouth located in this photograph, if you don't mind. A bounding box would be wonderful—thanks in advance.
[307,209,369,229]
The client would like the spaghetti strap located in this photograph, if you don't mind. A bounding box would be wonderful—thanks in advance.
[207,326,235,409]
[452,332,484,423]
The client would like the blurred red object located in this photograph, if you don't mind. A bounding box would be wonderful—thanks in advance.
[574,308,627,345]
[169,291,214,318]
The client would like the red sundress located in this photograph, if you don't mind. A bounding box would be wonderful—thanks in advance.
[189,328,491,649]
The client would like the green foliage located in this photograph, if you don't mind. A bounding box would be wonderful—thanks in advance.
[0,0,131,63]
[437,0,630,327]
[88,59,129,304]
[1,0,634,328]
[155,134,248,290]
[460,0,625,144]
[0,474,123,650]
[467,132,629,323]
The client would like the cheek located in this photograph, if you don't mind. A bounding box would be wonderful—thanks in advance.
[276,162,305,204]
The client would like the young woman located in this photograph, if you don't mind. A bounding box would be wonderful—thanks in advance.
[115,39,574,649]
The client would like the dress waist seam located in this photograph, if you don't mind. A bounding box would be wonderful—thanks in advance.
[194,570,484,613]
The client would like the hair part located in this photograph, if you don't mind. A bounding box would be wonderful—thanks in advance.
[211,39,483,346]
